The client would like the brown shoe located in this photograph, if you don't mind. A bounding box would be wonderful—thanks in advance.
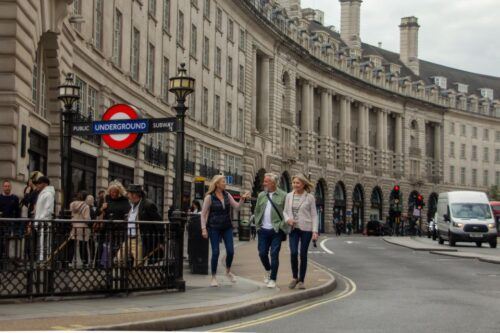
[297,282,305,289]
[288,279,298,289]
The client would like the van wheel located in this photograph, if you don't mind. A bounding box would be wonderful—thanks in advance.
[449,232,456,247]
[438,231,444,245]
[475,242,482,248]
[490,239,497,249]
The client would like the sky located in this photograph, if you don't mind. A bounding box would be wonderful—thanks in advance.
[300,0,500,77]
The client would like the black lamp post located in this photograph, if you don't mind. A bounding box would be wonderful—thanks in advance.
[57,73,80,218]
[169,63,195,289]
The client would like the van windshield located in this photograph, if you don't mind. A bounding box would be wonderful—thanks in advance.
[451,203,492,220]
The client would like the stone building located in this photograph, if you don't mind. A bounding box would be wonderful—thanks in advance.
[1,0,499,232]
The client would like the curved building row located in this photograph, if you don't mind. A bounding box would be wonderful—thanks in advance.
[0,0,499,232]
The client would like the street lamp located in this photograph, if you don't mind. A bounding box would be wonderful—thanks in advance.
[169,63,195,290]
[57,73,80,218]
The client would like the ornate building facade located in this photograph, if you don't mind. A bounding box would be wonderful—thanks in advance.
[0,0,499,232]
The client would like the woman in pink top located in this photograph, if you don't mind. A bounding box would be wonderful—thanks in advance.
[201,175,250,287]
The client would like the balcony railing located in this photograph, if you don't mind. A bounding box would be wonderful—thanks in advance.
[73,112,101,145]
[200,164,220,178]
[0,218,185,298]
[145,144,168,167]
[185,160,196,175]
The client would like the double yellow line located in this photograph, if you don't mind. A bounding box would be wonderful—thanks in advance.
[211,263,357,332]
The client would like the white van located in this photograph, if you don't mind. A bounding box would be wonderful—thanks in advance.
[436,191,497,248]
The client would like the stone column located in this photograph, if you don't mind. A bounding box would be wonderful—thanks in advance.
[434,124,442,182]
[358,103,370,168]
[320,90,329,137]
[251,48,258,131]
[301,81,310,132]
[257,56,270,134]
[339,96,351,167]
[395,114,403,176]
[376,109,384,171]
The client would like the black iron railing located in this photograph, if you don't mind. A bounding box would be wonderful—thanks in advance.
[200,164,220,178]
[185,160,196,175]
[145,144,168,167]
[73,112,101,145]
[0,218,185,298]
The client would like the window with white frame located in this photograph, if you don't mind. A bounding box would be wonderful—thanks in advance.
[484,147,489,162]
[112,9,123,66]
[204,0,210,18]
[188,92,196,119]
[202,87,208,125]
[472,169,477,186]
[228,19,234,41]
[225,102,232,135]
[185,138,194,160]
[163,0,170,32]
[190,24,197,57]
[146,43,155,91]
[227,56,233,84]
[216,7,223,32]
[75,76,87,115]
[472,126,477,139]
[484,128,489,141]
[203,36,209,68]
[131,28,140,81]
[149,0,156,16]
[215,47,222,76]
[177,10,184,46]
[73,0,82,31]
[472,145,477,160]
[32,50,49,119]
[461,124,466,136]
[449,122,455,135]
[94,0,104,50]
[88,86,98,118]
[460,167,466,185]
[162,57,169,101]
[214,95,220,130]
[238,108,244,140]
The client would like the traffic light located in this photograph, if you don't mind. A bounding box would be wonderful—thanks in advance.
[416,194,425,210]
[392,185,401,214]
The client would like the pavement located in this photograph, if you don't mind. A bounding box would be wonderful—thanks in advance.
[383,236,500,264]
[195,236,500,333]
[0,238,336,331]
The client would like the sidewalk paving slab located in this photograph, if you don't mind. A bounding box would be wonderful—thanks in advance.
[0,238,336,331]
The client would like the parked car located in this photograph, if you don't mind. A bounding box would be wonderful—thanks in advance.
[436,191,497,248]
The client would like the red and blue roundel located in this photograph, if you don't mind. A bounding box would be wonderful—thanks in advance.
[101,104,142,150]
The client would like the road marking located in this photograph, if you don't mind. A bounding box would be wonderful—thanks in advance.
[320,238,334,254]
[211,263,356,332]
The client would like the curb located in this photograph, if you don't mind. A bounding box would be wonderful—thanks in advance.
[383,237,458,252]
[430,251,500,264]
[88,263,337,331]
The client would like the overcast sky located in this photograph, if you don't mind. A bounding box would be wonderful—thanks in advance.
[301,0,500,77]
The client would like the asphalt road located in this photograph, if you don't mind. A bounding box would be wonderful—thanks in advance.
[191,236,500,333]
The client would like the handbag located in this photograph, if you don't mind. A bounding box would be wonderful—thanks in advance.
[266,193,287,242]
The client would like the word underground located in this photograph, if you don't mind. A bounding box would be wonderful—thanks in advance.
[93,120,149,134]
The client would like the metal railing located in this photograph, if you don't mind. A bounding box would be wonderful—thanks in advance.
[145,144,168,167]
[0,218,185,298]
[200,164,220,178]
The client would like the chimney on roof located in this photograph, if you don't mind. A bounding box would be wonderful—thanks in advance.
[399,16,420,75]
[339,0,362,50]
[276,0,301,18]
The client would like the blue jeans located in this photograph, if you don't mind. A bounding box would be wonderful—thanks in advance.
[208,227,234,275]
[289,229,313,282]
[258,228,283,281]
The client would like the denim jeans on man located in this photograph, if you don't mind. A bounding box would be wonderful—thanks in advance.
[289,228,313,282]
[208,227,234,275]
[258,228,283,281]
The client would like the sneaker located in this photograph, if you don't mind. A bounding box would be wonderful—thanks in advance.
[264,271,271,284]
[297,282,305,289]
[226,272,237,283]
[266,280,277,288]
[210,277,219,287]
[288,279,298,289]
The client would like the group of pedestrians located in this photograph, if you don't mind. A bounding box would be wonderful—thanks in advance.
[201,172,318,289]
[0,171,164,269]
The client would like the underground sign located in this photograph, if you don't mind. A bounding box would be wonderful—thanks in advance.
[100,104,143,150]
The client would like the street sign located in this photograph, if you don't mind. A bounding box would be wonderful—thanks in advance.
[101,104,142,150]
[150,118,177,132]
[226,175,234,185]
[346,210,352,217]
[92,119,150,135]
[71,122,92,135]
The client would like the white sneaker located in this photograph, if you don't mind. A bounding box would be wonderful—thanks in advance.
[264,271,271,284]
[210,277,219,287]
[266,280,276,288]
[226,272,237,283]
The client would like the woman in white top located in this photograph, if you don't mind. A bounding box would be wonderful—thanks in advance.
[283,174,318,289]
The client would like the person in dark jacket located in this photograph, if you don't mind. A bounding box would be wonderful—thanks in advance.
[97,181,130,268]
[0,180,21,264]
[200,175,250,287]
[127,184,165,265]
